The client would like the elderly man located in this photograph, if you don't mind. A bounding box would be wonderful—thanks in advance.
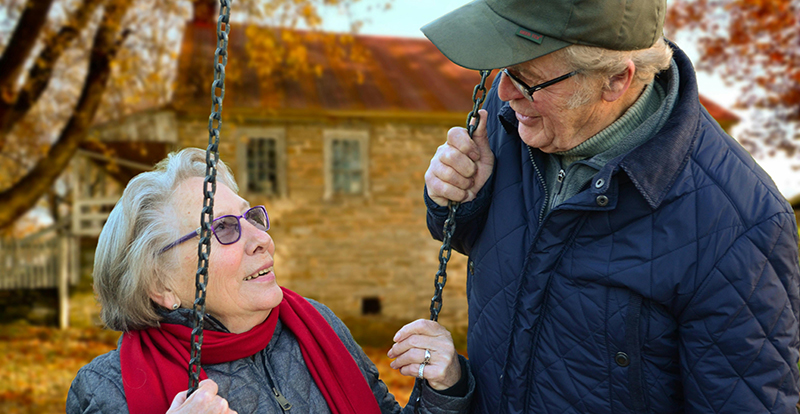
[422,0,800,413]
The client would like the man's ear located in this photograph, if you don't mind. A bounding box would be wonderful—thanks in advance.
[602,59,636,103]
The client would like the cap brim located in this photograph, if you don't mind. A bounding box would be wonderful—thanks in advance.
[421,0,573,70]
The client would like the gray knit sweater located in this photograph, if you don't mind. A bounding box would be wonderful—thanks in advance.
[543,59,680,215]
[66,298,473,413]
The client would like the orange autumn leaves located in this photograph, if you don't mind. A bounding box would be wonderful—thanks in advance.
[667,0,799,155]
[0,0,389,232]
[0,325,118,413]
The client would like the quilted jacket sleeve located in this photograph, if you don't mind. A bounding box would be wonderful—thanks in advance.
[424,76,503,256]
[66,352,128,414]
[677,212,800,413]
[425,181,493,256]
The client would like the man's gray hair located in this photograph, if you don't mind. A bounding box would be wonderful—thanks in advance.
[93,148,238,332]
[555,37,674,108]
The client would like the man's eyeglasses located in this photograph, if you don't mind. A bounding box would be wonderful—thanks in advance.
[502,68,578,102]
[160,206,270,253]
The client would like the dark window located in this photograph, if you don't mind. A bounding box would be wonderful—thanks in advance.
[362,297,381,315]
[246,137,278,194]
[332,139,363,194]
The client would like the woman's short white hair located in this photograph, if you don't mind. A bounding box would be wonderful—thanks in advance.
[93,148,238,331]
[553,37,674,108]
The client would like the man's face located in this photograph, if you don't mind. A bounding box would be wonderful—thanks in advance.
[497,53,603,153]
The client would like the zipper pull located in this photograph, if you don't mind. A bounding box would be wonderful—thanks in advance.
[557,169,566,183]
[272,387,292,411]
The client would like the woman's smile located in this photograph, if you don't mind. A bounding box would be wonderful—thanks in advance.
[243,267,275,282]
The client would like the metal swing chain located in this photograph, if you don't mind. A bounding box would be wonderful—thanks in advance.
[188,0,231,397]
[413,69,491,412]
[428,69,491,323]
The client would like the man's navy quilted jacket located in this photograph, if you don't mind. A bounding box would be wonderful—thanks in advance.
[426,43,800,413]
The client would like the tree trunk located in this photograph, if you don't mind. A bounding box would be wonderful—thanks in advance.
[0,0,56,152]
[0,0,56,103]
[0,0,134,230]
[0,0,104,149]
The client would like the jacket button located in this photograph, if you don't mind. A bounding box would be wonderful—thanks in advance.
[596,195,609,206]
[615,352,630,367]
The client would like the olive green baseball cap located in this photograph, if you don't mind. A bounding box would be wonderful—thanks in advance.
[421,0,666,70]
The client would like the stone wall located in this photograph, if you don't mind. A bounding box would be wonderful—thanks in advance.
[177,115,470,337]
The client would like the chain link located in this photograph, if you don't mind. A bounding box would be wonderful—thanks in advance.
[428,69,490,322]
[413,69,491,412]
[188,0,231,397]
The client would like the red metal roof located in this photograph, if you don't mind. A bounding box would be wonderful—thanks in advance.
[172,22,740,124]
[698,95,740,123]
[173,25,482,115]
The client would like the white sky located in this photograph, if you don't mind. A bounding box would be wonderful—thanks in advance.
[319,0,800,200]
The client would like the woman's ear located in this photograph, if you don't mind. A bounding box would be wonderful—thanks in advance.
[149,288,179,310]
[149,278,180,310]
[602,59,636,103]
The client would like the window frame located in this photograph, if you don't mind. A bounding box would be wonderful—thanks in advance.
[323,128,370,199]
[236,127,287,198]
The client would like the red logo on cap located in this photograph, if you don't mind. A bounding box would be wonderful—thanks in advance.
[519,30,542,40]
[516,28,544,44]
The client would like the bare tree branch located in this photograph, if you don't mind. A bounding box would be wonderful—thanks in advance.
[0,0,55,103]
[0,0,134,230]
[0,0,105,145]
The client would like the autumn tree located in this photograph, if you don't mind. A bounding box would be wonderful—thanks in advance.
[0,0,384,233]
[667,0,800,156]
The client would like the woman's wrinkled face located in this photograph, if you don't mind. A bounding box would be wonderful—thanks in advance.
[170,177,282,333]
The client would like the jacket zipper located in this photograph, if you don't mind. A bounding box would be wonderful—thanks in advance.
[521,214,589,413]
[500,146,552,413]
[527,146,549,225]
[271,387,292,411]
[518,147,588,412]
[549,168,566,212]
[261,356,293,411]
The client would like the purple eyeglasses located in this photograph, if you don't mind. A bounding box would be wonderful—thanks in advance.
[160,205,270,253]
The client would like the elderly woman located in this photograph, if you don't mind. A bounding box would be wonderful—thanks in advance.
[67,148,473,414]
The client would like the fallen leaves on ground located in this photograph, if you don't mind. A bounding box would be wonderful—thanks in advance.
[0,324,417,413]
[0,324,119,413]
[362,346,416,404]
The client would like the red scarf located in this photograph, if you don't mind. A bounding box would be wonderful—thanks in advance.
[120,288,381,414]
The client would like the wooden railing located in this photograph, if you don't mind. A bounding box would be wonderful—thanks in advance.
[0,225,79,328]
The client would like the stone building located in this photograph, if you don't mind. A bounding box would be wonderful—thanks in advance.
[79,2,485,332]
[71,1,742,336]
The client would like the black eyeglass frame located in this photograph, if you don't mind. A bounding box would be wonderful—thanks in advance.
[159,205,270,254]
[502,68,579,102]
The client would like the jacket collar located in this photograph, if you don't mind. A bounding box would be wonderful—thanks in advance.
[158,306,231,333]
[157,306,284,352]
[617,41,699,209]
[499,41,700,210]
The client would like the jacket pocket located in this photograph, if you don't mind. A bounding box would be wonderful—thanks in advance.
[624,292,647,413]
